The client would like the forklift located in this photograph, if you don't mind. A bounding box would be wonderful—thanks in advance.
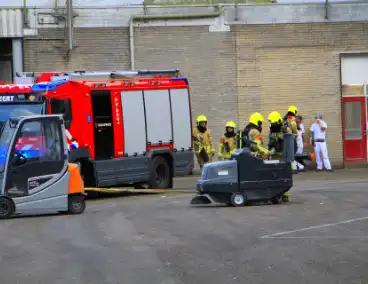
[0,114,86,218]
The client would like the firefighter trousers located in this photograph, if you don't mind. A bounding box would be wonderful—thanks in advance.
[195,153,212,169]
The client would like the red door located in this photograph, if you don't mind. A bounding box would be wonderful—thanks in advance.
[342,96,367,163]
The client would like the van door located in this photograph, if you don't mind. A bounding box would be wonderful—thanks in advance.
[90,90,114,160]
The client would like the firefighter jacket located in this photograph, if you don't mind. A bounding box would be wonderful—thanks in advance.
[243,124,269,155]
[218,134,237,160]
[192,126,215,156]
[268,125,284,153]
[283,116,299,137]
[282,115,298,156]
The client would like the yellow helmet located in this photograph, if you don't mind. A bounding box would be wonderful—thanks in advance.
[249,112,264,126]
[196,114,208,124]
[225,120,237,129]
[268,111,283,124]
[287,105,298,115]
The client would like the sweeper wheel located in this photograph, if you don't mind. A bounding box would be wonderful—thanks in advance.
[230,193,246,207]
[271,195,283,205]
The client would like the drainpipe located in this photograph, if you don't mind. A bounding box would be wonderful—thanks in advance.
[67,0,74,52]
[234,0,239,21]
[129,5,223,70]
[23,0,29,28]
[324,0,329,19]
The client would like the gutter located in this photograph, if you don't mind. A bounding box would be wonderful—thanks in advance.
[129,5,223,70]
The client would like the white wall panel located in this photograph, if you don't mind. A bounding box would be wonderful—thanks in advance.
[341,55,368,85]
[0,9,23,37]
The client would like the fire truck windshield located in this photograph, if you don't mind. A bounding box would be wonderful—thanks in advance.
[0,103,44,123]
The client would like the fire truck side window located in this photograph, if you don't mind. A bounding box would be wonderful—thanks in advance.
[50,99,72,129]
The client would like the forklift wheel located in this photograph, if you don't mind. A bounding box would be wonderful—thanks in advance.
[0,197,14,219]
[271,195,283,205]
[230,193,246,207]
[68,195,86,215]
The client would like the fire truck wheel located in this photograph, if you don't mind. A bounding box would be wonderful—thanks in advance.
[149,156,171,189]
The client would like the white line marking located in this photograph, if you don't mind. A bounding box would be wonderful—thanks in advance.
[260,216,368,239]
[261,236,368,240]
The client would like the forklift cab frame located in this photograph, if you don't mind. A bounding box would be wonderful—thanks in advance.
[0,115,85,218]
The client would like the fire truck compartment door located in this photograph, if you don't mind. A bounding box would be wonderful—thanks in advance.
[121,91,147,156]
[170,89,192,150]
[144,90,172,145]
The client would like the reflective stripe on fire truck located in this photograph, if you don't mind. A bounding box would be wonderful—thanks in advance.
[65,129,79,152]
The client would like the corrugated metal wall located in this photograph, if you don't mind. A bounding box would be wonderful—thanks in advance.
[0,9,23,38]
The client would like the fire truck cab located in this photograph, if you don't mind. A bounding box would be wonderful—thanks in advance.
[0,69,194,189]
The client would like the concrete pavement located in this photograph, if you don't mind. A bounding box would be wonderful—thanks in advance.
[1,168,368,284]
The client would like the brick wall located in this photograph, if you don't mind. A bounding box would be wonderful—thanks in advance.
[236,22,368,167]
[24,28,131,71]
[342,85,364,97]
[133,26,237,153]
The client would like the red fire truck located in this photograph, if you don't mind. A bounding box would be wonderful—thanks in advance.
[0,69,194,188]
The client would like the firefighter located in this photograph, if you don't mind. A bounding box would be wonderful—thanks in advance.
[218,121,237,160]
[242,112,274,157]
[192,114,215,171]
[281,105,299,202]
[267,111,284,159]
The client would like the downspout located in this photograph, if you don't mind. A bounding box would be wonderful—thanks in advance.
[324,0,329,19]
[67,0,74,53]
[23,0,29,28]
[129,5,223,70]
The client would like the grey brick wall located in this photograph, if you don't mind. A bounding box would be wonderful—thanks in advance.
[133,26,237,155]
[24,28,130,71]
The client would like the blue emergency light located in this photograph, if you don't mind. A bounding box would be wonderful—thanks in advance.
[170,77,189,85]
[31,80,68,92]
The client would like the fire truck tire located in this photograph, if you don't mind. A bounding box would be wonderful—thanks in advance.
[149,156,171,189]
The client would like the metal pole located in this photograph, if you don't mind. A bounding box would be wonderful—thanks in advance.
[67,0,74,51]
[12,39,24,81]
[324,0,329,20]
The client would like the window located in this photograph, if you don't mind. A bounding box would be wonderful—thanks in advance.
[14,120,63,162]
[15,121,46,160]
[344,101,362,140]
[50,99,72,129]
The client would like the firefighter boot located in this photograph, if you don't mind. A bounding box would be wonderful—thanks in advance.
[282,190,290,202]
[291,161,298,174]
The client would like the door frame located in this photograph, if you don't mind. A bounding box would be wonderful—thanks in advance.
[341,95,367,163]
